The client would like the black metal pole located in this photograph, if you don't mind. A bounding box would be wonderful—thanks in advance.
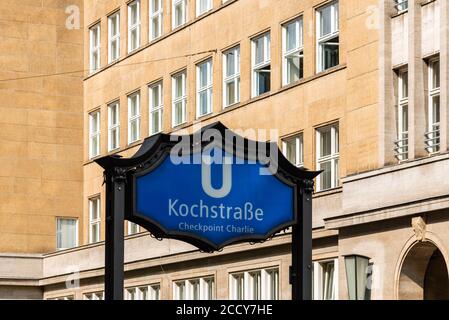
[105,169,126,300]
[291,179,313,300]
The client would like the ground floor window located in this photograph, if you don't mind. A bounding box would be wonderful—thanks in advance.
[173,277,215,300]
[313,259,338,300]
[126,284,160,300]
[229,267,279,300]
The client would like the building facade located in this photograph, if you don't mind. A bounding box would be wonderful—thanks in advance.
[0,0,447,300]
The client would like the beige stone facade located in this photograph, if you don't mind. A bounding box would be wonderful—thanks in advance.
[0,1,84,253]
[0,0,447,300]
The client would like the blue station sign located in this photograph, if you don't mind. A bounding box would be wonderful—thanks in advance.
[134,146,296,250]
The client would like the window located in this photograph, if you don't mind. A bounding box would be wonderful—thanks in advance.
[196,0,212,16]
[128,92,141,144]
[173,0,187,28]
[128,0,141,53]
[127,222,141,235]
[89,110,100,159]
[126,285,160,300]
[316,124,339,191]
[197,59,213,118]
[50,296,74,300]
[89,197,101,244]
[174,277,215,300]
[229,268,279,300]
[150,0,163,40]
[89,24,101,72]
[108,12,120,63]
[395,0,408,13]
[395,69,409,161]
[252,32,271,97]
[313,259,338,300]
[283,17,304,85]
[282,134,304,168]
[56,218,78,250]
[172,71,187,127]
[316,1,339,72]
[223,46,240,108]
[108,101,120,151]
[150,82,163,135]
[83,292,104,300]
[426,58,440,154]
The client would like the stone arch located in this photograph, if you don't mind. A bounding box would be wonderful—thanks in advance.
[395,235,449,300]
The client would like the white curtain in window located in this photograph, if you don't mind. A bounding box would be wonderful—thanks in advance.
[57,219,77,249]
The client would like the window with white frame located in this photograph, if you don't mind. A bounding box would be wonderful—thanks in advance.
[316,1,339,73]
[283,17,304,85]
[56,218,78,250]
[150,0,163,40]
[108,12,120,63]
[128,0,141,53]
[172,71,187,127]
[89,23,101,72]
[229,268,279,300]
[83,292,104,300]
[282,133,304,168]
[50,295,74,300]
[197,59,213,117]
[313,259,338,300]
[127,222,141,235]
[126,285,160,300]
[128,92,141,144]
[395,0,408,13]
[426,58,440,154]
[173,0,187,29]
[252,32,271,97]
[316,124,339,191]
[108,101,120,151]
[89,110,100,159]
[196,0,212,16]
[223,46,240,108]
[395,68,409,161]
[89,197,101,244]
[150,81,163,135]
[174,277,215,300]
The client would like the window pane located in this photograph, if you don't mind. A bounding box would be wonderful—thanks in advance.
[432,96,440,124]
[320,161,332,190]
[285,139,296,164]
[130,3,139,25]
[152,16,160,38]
[320,128,332,157]
[286,21,298,51]
[401,71,408,98]
[199,63,209,88]
[322,262,335,300]
[175,3,185,26]
[175,101,183,124]
[130,29,138,50]
[57,219,77,249]
[254,36,265,65]
[320,5,332,37]
[226,52,236,77]
[287,54,302,83]
[432,60,440,89]
[152,85,160,108]
[256,66,271,95]
[401,105,408,133]
[226,80,236,106]
[322,37,339,70]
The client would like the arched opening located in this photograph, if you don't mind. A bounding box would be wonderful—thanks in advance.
[398,242,449,300]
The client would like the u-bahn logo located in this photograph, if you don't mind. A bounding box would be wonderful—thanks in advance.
[201,154,232,199]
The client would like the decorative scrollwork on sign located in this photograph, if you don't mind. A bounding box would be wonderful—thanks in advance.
[303,179,315,193]
[113,167,127,184]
